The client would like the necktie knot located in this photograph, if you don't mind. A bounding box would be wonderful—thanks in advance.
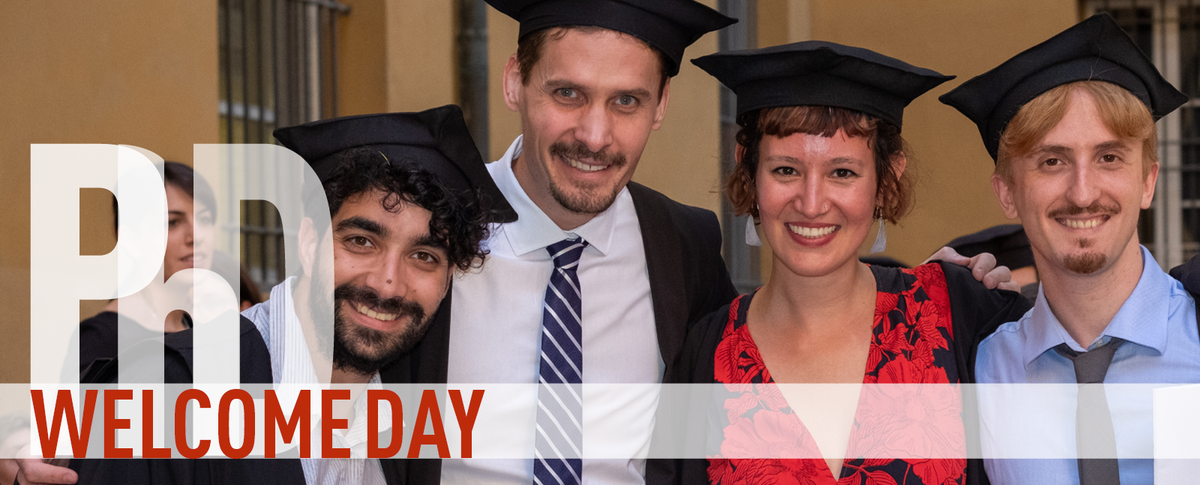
[1054,338,1125,384]
[548,238,587,269]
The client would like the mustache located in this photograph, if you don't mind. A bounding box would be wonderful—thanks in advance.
[549,141,627,168]
[335,283,425,321]
[1046,201,1120,219]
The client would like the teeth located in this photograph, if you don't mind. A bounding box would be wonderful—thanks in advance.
[566,157,605,172]
[356,304,398,322]
[787,225,837,238]
[1063,218,1102,229]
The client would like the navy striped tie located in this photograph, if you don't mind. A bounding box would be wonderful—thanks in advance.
[534,238,587,485]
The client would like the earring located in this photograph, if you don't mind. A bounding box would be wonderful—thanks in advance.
[745,208,762,247]
[870,207,886,254]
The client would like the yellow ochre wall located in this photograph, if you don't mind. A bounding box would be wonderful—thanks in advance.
[0,1,219,383]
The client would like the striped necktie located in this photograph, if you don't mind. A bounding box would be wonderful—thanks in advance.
[534,238,587,485]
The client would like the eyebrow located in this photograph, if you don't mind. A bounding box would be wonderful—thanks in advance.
[1095,140,1132,153]
[414,234,447,250]
[761,155,865,165]
[336,216,389,238]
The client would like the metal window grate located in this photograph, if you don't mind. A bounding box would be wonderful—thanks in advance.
[219,0,350,289]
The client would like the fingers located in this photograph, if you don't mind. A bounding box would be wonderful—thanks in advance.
[16,458,77,485]
[970,252,998,282]
[923,246,969,266]
[998,280,1021,292]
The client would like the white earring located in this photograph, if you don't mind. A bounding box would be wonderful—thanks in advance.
[870,208,886,254]
[745,215,762,247]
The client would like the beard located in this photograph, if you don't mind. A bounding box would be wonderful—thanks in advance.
[1047,201,1120,275]
[330,283,429,375]
[547,141,628,214]
[307,251,432,376]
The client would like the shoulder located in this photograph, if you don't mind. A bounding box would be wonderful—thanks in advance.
[627,182,720,228]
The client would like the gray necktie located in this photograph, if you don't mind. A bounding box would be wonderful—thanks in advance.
[1054,338,1124,485]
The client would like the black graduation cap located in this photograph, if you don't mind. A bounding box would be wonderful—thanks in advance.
[691,41,954,127]
[945,224,1035,270]
[485,0,735,77]
[940,12,1189,161]
[273,104,517,223]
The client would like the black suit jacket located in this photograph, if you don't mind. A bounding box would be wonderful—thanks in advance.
[378,181,739,484]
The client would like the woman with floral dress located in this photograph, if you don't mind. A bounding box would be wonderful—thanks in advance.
[665,41,1033,485]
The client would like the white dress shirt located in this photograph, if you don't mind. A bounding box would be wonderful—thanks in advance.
[442,136,661,484]
[244,278,389,485]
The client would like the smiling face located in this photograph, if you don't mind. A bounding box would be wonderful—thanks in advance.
[755,131,880,277]
[993,88,1158,277]
[320,189,451,375]
[503,27,670,228]
[163,183,213,279]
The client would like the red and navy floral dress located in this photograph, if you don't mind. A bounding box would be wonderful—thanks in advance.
[707,264,969,485]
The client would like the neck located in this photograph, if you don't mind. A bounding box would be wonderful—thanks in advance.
[511,153,599,230]
[1039,241,1144,348]
[754,257,876,333]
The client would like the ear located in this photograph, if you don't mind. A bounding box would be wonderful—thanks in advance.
[876,152,908,208]
[1141,161,1160,209]
[651,78,671,131]
[991,174,1020,219]
[735,142,747,165]
[298,216,318,277]
[502,54,523,112]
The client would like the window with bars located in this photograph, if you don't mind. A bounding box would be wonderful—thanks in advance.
[1089,0,1200,268]
[218,0,350,289]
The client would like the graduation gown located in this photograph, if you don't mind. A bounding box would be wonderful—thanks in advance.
[378,181,739,484]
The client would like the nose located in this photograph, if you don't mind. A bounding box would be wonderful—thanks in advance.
[1065,160,1100,208]
[373,254,409,300]
[575,103,614,154]
[797,172,828,219]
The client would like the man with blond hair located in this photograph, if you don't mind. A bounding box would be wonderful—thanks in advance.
[943,12,1196,485]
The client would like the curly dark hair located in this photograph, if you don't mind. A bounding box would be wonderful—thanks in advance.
[728,106,913,224]
[313,148,492,272]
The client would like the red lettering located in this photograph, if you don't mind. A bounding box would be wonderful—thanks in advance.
[30,389,98,459]
[140,389,171,458]
[103,389,133,458]
[407,390,448,458]
[367,389,402,458]
[321,389,350,458]
[265,390,310,458]
[218,389,255,459]
[449,389,484,458]
[175,389,210,459]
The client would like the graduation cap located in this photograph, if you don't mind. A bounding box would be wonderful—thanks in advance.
[945,224,1034,270]
[273,104,517,223]
[940,12,1189,161]
[692,41,954,127]
[485,0,735,76]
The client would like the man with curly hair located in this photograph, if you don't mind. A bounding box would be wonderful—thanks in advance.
[22,105,512,485]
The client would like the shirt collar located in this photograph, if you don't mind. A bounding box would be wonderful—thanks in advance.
[492,135,620,257]
[1023,245,1169,368]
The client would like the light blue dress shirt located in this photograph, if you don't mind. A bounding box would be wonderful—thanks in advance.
[976,246,1200,485]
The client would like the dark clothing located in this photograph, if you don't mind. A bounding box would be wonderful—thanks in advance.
[378,182,739,484]
[658,262,1033,485]
[69,316,307,485]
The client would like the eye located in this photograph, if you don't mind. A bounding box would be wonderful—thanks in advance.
[556,87,577,98]
[1041,157,1063,168]
[832,168,858,179]
[773,166,798,176]
[413,251,438,263]
[168,216,181,228]
[197,213,215,226]
[1100,154,1120,163]
[615,95,637,107]
[348,236,373,248]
